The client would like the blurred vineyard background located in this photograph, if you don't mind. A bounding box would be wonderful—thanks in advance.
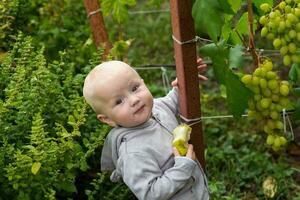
[0,0,300,199]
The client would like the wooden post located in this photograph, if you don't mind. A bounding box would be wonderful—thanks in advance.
[83,0,112,58]
[170,0,205,167]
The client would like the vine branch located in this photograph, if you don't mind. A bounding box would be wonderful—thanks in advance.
[247,0,260,68]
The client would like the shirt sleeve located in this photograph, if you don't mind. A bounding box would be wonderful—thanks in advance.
[121,152,196,200]
[155,87,179,116]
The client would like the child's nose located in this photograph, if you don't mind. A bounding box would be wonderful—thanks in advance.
[130,95,140,106]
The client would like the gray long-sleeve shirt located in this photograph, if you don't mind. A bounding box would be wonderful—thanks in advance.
[101,88,209,200]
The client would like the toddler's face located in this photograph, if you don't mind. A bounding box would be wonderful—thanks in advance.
[98,66,153,127]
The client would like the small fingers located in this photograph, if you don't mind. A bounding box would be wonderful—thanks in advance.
[197,64,207,71]
[186,144,196,160]
[198,74,208,81]
[171,78,178,87]
[173,147,180,157]
[197,57,203,64]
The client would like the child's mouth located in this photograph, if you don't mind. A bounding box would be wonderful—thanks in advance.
[134,105,145,114]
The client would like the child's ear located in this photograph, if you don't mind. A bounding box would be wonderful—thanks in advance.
[97,114,116,127]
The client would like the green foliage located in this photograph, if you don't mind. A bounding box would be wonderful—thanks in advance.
[201,90,300,199]
[0,0,19,51]
[85,173,136,200]
[192,0,235,42]
[1,0,299,199]
[0,0,95,63]
[0,33,109,199]
[199,42,252,118]
[101,0,137,23]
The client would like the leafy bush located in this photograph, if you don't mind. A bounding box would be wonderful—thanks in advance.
[0,33,110,199]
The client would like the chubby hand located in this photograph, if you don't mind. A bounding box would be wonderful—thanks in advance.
[171,58,208,87]
[173,144,196,160]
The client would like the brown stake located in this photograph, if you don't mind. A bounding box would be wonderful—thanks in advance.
[170,0,205,167]
[83,0,112,58]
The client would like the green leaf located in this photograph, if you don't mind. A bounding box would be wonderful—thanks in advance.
[217,0,235,14]
[229,45,244,69]
[293,100,300,120]
[227,0,242,13]
[199,41,229,84]
[293,88,300,97]
[235,12,257,36]
[68,115,75,123]
[101,0,136,23]
[31,162,41,175]
[289,63,300,82]
[193,0,223,42]
[225,71,252,118]
[56,181,77,193]
[221,23,232,41]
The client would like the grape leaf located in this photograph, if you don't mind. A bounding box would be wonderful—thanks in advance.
[229,45,244,69]
[217,0,235,14]
[293,88,300,97]
[294,100,300,120]
[236,12,249,35]
[199,42,251,118]
[221,22,232,41]
[192,0,223,42]
[225,71,252,118]
[199,42,228,84]
[227,0,242,13]
[289,63,300,82]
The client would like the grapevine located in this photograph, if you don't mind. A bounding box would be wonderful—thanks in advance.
[241,60,292,151]
[259,0,300,66]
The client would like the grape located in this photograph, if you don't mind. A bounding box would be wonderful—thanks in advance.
[241,74,252,84]
[262,88,272,97]
[267,79,278,90]
[288,43,297,53]
[260,16,268,25]
[261,28,268,37]
[260,3,271,13]
[254,68,262,76]
[289,30,297,38]
[295,8,300,17]
[267,135,275,145]
[292,55,300,62]
[261,98,271,108]
[260,78,268,88]
[283,55,291,66]
[279,84,289,96]
[280,46,288,55]
[273,38,281,48]
[252,76,260,85]
[267,119,276,129]
[279,136,287,145]
[271,94,280,102]
[270,110,279,119]
[275,121,283,129]
[240,59,291,150]
[266,71,277,80]
[259,1,300,66]
[279,2,286,10]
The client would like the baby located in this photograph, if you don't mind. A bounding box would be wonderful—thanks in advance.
[83,60,209,200]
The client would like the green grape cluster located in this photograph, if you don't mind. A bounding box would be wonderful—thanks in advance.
[259,0,300,66]
[241,60,291,151]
